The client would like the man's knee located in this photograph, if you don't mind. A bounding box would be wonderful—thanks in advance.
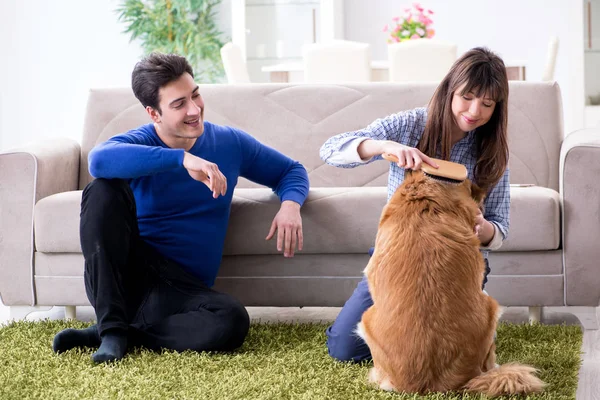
[84,178,128,196]
[222,302,250,350]
[81,178,135,218]
[200,293,250,351]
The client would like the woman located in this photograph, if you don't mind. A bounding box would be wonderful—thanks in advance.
[320,47,510,362]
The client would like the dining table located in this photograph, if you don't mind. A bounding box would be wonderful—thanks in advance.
[261,60,526,83]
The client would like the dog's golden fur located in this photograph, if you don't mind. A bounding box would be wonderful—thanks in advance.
[358,171,544,397]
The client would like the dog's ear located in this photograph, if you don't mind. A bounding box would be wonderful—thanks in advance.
[470,182,486,205]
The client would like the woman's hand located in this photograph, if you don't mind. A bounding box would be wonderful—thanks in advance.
[357,139,438,170]
[378,141,438,170]
[474,211,494,246]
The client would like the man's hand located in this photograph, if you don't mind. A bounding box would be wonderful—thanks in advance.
[183,152,227,198]
[266,200,303,257]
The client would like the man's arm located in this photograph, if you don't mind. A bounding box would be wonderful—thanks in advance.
[237,131,309,206]
[90,126,228,197]
[236,129,309,257]
[88,129,184,179]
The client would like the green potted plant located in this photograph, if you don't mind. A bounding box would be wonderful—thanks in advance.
[117,0,226,83]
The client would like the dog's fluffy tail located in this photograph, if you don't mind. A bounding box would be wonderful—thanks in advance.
[463,363,545,397]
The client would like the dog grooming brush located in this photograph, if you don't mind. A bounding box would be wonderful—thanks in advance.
[382,153,467,184]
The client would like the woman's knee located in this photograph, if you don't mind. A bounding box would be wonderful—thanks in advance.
[325,277,373,362]
[326,330,369,362]
[482,259,491,290]
[327,335,356,362]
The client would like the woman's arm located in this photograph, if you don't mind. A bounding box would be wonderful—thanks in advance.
[480,168,511,249]
[319,108,428,168]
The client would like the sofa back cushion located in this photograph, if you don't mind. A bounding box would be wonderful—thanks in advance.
[79,82,563,191]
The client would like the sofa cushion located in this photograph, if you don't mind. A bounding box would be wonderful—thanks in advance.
[35,191,82,253]
[33,185,560,255]
[225,185,561,254]
[33,187,389,254]
[224,187,387,255]
[499,186,560,251]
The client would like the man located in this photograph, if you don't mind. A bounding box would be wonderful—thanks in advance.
[52,53,309,363]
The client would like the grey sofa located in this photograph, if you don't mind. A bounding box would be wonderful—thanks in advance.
[1,82,599,328]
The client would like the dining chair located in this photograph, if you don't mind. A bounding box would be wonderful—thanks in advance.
[541,36,559,81]
[220,42,251,84]
[303,40,371,83]
[387,39,457,82]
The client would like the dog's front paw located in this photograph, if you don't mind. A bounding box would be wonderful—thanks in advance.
[369,367,395,391]
[368,366,379,383]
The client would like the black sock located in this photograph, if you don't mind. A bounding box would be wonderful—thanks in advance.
[92,330,128,363]
[53,325,101,354]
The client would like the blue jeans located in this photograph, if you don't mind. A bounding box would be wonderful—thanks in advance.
[325,248,491,362]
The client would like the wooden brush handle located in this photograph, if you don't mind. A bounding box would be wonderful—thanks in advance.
[382,153,468,182]
[382,153,400,163]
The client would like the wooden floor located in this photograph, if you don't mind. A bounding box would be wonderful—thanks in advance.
[578,325,600,400]
[1,304,598,399]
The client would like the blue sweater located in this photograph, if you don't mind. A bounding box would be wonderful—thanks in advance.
[88,122,309,286]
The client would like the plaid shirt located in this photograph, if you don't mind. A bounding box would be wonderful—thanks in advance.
[320,107,510,254]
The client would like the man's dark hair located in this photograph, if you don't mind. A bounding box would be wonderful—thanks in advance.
[131,53,194,115]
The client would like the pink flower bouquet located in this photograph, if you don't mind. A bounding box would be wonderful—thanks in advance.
[383,3,435,43]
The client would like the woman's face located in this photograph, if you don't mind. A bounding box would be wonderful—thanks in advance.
[451,82,496,133]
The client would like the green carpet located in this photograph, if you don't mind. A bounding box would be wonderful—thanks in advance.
[0,320,582,400]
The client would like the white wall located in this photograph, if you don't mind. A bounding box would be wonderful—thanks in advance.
[0,0,235,152]
[344,0,585,135]
[0,0,587,151]
[0,0,143,151]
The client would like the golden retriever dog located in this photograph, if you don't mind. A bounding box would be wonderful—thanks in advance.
[356,171,544,397]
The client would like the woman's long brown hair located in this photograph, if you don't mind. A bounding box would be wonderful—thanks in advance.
[417,47,509,193]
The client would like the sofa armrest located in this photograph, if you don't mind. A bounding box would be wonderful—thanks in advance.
[560,128,600,306]
[0,139,80,306]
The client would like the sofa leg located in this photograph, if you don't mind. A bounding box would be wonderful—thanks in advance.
[528,306,542,324]
[9,305,52,321]
[64,305,76,320]
[566,306,599,330]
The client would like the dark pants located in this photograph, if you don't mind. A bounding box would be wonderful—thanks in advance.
[325,247,491,362]
[80,178,250,352]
